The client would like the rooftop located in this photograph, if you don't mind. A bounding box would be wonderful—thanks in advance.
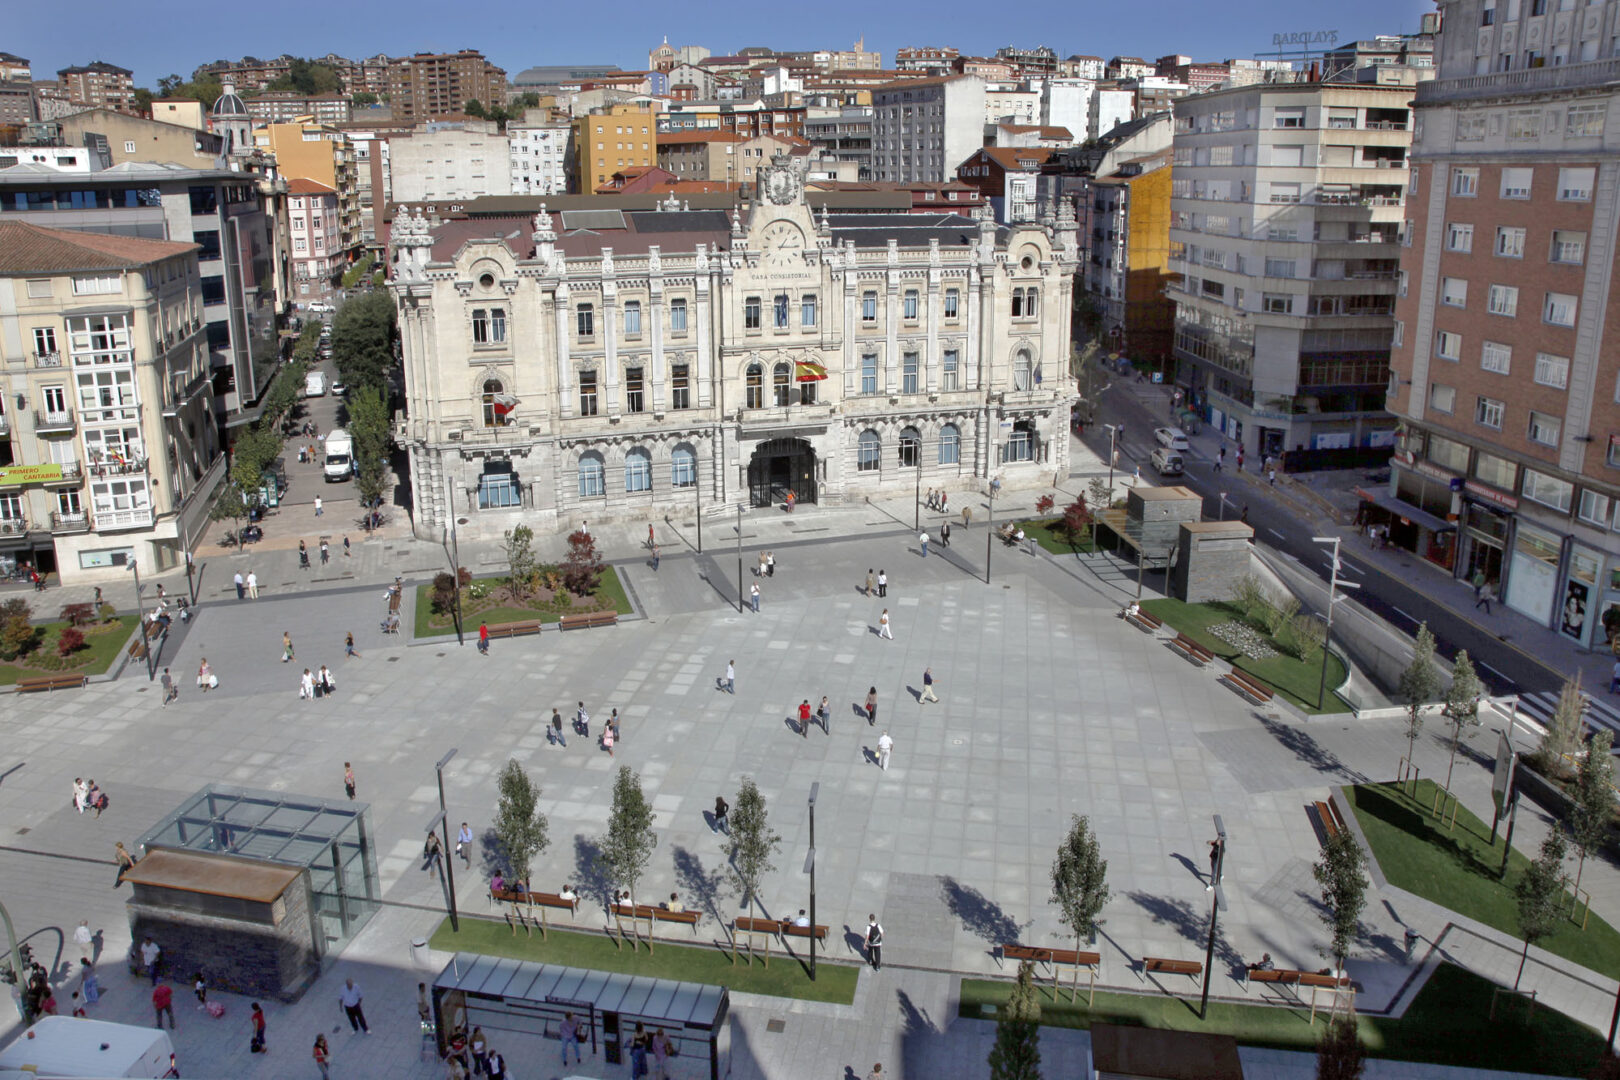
[288,178,338,196]
[0,220,197,275]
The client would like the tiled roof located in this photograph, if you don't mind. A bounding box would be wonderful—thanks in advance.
[973,147,1059,170]
[288,178,338,195]
[0,221,196,276]
[872,74,969,92]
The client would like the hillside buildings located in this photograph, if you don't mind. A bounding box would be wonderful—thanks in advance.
[388,51,506,124]
[57,61,135,109]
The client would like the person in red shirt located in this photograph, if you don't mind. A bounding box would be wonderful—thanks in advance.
[152,983,175,1029]
[478,623,490,655]
[798,700,812,738]
[250,1002,267,1053]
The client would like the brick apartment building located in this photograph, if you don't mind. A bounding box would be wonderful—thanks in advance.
[57,62,135,109]
[388,51,506,123]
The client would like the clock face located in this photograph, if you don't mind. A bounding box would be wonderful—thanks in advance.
[761,221,804,268]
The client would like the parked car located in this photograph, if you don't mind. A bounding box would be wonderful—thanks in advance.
[331,381,346,396]
[1151,448,1185,476]
[1154,427,1190,452]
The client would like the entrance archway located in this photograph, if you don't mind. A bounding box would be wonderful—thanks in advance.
[747,438,816,508]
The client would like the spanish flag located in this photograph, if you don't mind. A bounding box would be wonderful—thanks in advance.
[794,360,828,383]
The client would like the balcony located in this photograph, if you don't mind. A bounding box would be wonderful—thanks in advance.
[0,413,7,436]
[32,351,62,368]
[44,461,83,485]
[33,408,75,434]
[0,517,28,538]
[1417,55,1620,104]
[92,506,154,531]
[87,455,148,479]
[49,510,89,534]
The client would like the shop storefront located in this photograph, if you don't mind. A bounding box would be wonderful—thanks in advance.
[1382,460,1459,571]
[1505,519,1562,627]
[1561,544,1601,644]
[1458,500,1509,589]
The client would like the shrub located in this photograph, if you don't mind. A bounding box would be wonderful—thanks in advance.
[97,602,118,623]
[1035,494,1055,515]
[1058,496,1093,545]
[57,627,86,656]
[1231,574,1269,623]
[1289,612,1326,662]
[1264,594,1300,637]
[60,603,94,627]
[457,566,473,589]
[430,572,458,615]
[1,615,38,659]
[561,530,603,595]
[0,598,30,624]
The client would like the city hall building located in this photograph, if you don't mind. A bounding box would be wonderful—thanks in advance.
[390,158,1079,539]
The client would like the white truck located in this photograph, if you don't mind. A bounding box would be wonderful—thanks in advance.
[0,1016,177,1077]
[323,429,354,482]
[305,371,326,397]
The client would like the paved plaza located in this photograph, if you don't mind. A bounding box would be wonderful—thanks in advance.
[0,493,1614,1078]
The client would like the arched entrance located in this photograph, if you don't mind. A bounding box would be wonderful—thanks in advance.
[747,438,816,508]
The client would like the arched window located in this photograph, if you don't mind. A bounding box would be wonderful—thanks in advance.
[578,452,605,497]
[625,447,652,493]
[857,430,881,472]
[481,378,504,427]
[898,426,921,468]
[671,444,696,488]
[773,362,792,406]
[1013,349,1032,391]
[939,423,960,465]
[745,363,763,409]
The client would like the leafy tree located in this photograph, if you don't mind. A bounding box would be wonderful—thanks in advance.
[430,571,459,616]
[330,290,397,392]
[1442,650,1484,790]
[464,98,487,118]
[0,612,37,659]
[57,627,86,657]
[1537,677,1586,776]
[341,254,376,290]
[268,58,341,96]
[504,525,537,598]
[1058,495,1093,546]
[345,384,392,509]
[1050,815,1110,952]
[209,484,250,549]
[1290,612,1327,663]
[1086,476,1113,514]
[59,603,94,627]
[518,92,541,108]
[1569,729,1615,897]
[1312,829,1367,972]
[493,759,549,886]
[988,960,1043,1080]
[1264,593,1300,637]
[599,766,657,905]
[561,529,604,596]
[352,92,379,107]
[1514,828,1568,989]
[724,777,781,917]
[1315,1010,1365,1080]
[1397,623,1441,772]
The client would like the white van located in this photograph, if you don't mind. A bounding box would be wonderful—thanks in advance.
[305,371,327,397]
[0,1017,177,1077]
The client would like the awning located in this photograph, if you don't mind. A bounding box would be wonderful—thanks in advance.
[1354,487,1455,533]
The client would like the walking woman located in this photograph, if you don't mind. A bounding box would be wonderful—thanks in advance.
[865,687,878,725]
[113,841,136,888]
[313,1034,331,1079]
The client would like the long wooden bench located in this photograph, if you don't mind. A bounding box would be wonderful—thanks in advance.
[1142,956,1203,980]
[484,620,543,639]
[611,901,694,948]
[1001,943,1052,964]
[1048,948,1101,1005]
[16,673,87,693]
[1247,967,1298,987]
[782,920,829,942]
[1125,607,1163,633]
[734,916,781,966]
[1223,669,1275,706]
[490,888,579,938]
[1313,800,1348,842]
[1168,633,1215,666]
[1247,966,1354,1022]
[559,610,619,631]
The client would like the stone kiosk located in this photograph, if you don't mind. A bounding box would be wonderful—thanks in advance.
[1171,520,1255,602]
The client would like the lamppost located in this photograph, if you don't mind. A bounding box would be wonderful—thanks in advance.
[1103,423,1119,493]
[805,781,820,981]
[695,464,703,554]
[435,749,459,932]
[444,474,465,647]
[128,558,154,681]
[1217,492,1232,522]
[736,503,744,614]
[184,550,196,605]
[1199,815,1227,1020]
[984,487,996,585]
[1312,537,1358,710]
[425,810,456,933]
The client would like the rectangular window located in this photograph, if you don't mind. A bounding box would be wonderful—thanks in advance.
[26,279,50,298]
[670,298,688,332]
[1551,229,1586,264]
[801,294,817,327]
[1446,223,1473,252]
[1579,488,1610,526]
[1452,167,1479,196]
[1535,352,1570,389]
[1442,278,1468,307]
[745,296,761,330]
[1264,258,1297,278]
[1522,468,1573,512]
[1527,410,1561,446]
[578,370,598,416]
[942,349,959,391]
[1273,108,1305,128]
[625,366,645,413]
[944,288,959,319]
[1481,341,1512,373]
[1269,182,1301,203]
[72,275,119,296]
[1567,104,1606,137]
[1487,285,1518,316]
[1558,166,1595,201]
[1430,434,1471,472]
[1544,291,1578,326]
[1430,383,1456,413]
[577,304,595,338]
[1436,331,1462,360]
[860,353,878,395]
[1475,395,1504,429]
[1495,227,1525,258]
[671,364,690,410]
[862,291,877,323]
[32,327,57,357]
[902,352,919,394]
[903,289,920,321]
[1475,451,1518,490]
[1500,167,1533,199]
[773,293,790,329]
[1507,109,1541,140]
[624,300,642,335]
[1263,293,1292,314]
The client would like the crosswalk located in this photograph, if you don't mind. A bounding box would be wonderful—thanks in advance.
[1512,689,1620,748]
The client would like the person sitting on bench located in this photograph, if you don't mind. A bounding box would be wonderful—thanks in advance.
[491,872,506,893]
[792,909,811,928]
[558,883,577,903]
[1124,601,1140,620]
[662,892,684,913]
[1250,952,1275,971]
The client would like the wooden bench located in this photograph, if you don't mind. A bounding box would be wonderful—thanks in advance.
[1125,608,1163,633]
[1223,669,1275,706]
[1246,967,1298,987]
[652,907,701,932]
[733,916,781,966]
[781,921,829,943]
[484,620,543,639]
[1168,633,1214,666]
[1048,948,1102,1005]
[1001,943,1053,965]
[1247,966,1353,1022]
[611,901,688,949]
[16,673,87,693]
[559,610,619,631]
[1313,800,1348,842]
[1142,956,1203,981]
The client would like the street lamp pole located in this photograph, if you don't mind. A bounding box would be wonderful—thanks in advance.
[128,558,154,681]
[1104,424,1118,493]
[1199,815,1227,1020]
[1218,492,1229,522]
[806,781,820,981]
[984,489,996,585]
[435,749,459,932]
[696,465,702,554]
[445,475,465,647]
[736,503,744,614]
[1312,537,1358,710]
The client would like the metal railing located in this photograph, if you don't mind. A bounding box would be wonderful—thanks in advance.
[32,351,62,368]
[33,408,74,431]
[49,510,89,533]
[1417,55,1620,102]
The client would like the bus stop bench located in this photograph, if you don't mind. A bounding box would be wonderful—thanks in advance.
[1168,633,1214,666]
[1223,669,1275,706]
[1142,956,1203,980]
[485,620,542,639]
[16,673,87,692]
[559,611,619,631]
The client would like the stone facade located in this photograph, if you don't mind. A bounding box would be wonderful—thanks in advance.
[1172,520,1255,602]
[391,160,1080,541]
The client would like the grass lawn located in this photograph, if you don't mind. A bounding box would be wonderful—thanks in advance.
[430,915,858,1005]
[1349,780,1620,981]
[1013,518,1100,556]
[0,616,138,686]
[961,963,1604,1075]
[414,567,631,638]
[1140,598,1350,714]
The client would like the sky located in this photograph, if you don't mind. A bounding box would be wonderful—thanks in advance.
[10,0,1432,88]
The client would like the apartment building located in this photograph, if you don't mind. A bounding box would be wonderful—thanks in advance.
[895,47,959,73]
[287,179,342,302]
[656,99,805,140]
[0,82,33,125]
[955,146,1057,222]
[1386,0,1620,648]
[574,103,657,193]
[255,121,361,260]
[0,53,32,82]
[388,122,512,203]
[508,116,570,196]
[995,46,1059,79]
[871,75,986,183]
[1169,78,1421,462]
[388,51,506,124]
[57,62,135,109]
[244,93,353,126]
[56,109,227,168]
[1063,55,1108,80]
[656,130,744,182]
[802,106,873,179]
[0,222,220,582]
[1079,151,1175,365]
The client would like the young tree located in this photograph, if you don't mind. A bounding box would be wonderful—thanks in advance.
[1315,1010,1365,1080]
[1059,495,1093,547]
[1537,677,1586,775]
[1050,815,1110,952]
[1290,612,1327,663]
[1397,623,1441,772]
[724,777,781,917]
[988,959,1043,1080]
[1569,729,1615,897]
[561,529,605,596]
[1086,476,1113,514]
[599,766,657,905]
[1514,828,1568,989]
[492,759,549,886]
[504,525,537,599]
[1442,650,1484,790]
[209,484,251,549]
[1312,829,1368,973]
[346,384,391,509]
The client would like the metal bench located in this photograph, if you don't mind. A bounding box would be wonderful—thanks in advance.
[559,610,619,631]
[1168,633,1214,666]
[1223,669,1275,706]
[15,673,88,692]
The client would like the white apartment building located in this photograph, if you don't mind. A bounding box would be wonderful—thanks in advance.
[871,75,986,182]
[1169,78,1419,460]
[388,122,513,203]
[1042,79,1096,137]
[288,180,343,302]
[985,87,1041,126]
[1093,88,1135,139]
[508,119,570,196]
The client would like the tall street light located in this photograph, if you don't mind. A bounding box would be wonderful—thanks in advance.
[1312,537,1358,710]
[805,782,820,981]
[984,487,997,585]
[128,558,154,681]
[444,474,465,647]
[435,749,459,932]
[1199,814,1227,1020]
[736,504,745,614]
[1103,423,1119,493]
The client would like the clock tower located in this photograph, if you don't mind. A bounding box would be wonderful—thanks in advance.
[745,152,818,274]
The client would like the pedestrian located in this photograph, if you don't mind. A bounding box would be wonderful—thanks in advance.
[865,568,875,596]
[194,972,207,1010]
[798,699,812,738]
[140,936,161,983]
[457,822,473,868]
[1215,447,1225,471]
[247,571,259,598]
[878,569,887,597]
[877,730,894,771]
[940,490,948,516]
[343,535,351,557]
[313,1034,331,1079]
[879,609,893,639]
[94,586,103,607]
[73,919,92,961]
[651,1030,673,1080]
[865,686,877,724]
[868,1065,885,1080]
[651,544,660,572]
[234,571,245,600]
[648,522,656,549]
[114,841,136,888]
[817,695,830,734]
[758,551,768,577]
[320,539,329,564]
[920,666,939,704]
[283,631,295,663]
[1268,467,1277,486]
[478,622,490,655]
[941,521,951,548]
[80,958,99,1004]
[299,541,310,570]
[338,977,369,1034]
[865,915,884,970]
[750,582,760,613]
[1471,567,1486,600]
[919,531,929,558]
[314,496,323,517]
[250,1001,267,1053]
[962,506,972,528]
[610,708,621,745]
[345,632,358,659]
[197,658,213,691]
[417,982,431,1026]
[1476,581,1495,614]
[1207,837,1223,891]
[1236,449,1245,472]
[766,551,776,577]
[576,701,590,737]
[160,667,176,707]
[343,762,356,800]
[153,982,175,1029]
[551,708,567,747]
[723,659,735,695]
[484,1047,507,1080]
[602,723,615,756]
[470,1026,488,1075]
[560,1011,581,1066]
[713,795,730,834]
[991,475,1002,498]
[300,668,315,700]
[74,776,87,813]
[1612,658,1620,695]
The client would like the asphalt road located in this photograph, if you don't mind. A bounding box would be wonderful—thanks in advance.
[1088,383,1564,698]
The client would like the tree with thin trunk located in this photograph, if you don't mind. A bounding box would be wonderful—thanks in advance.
[1050,815,1110,953]
[1312,829,1368,973]
[492,759,549,887]
[1538,677,1587,776]
[1514,828,1568,989]
[724,777,781,918]
[1442,650,1484,790]
[503,525,537,599]
[598,765,657,906]
[1315,1008,1365,1080]
[1397,623,1441,774]
[988,959,1043,1080]
[1569,729,1615,898]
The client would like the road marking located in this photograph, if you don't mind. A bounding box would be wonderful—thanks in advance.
[1478,660,1513,686]
[1337,561,1365,575]
[1390,607,1417,625]
[1279,552,1300,562]
[1267,528,1287,540]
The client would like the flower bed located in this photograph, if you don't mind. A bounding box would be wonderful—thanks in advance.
[1208,621,1278,660]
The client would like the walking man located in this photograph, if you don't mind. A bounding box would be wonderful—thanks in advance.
[247,571,259,599]
[314,495,323,517]
[551,708,567,747]
[1476,580,1495,614]
[343,762,356,800]
[798,699,812,738]
[560,1012,581,1066]
[750,582,760,613]
[1207,836,1224,892]
[320,539,329,565]
[722,660,736,695]
[140,936,161,983]
[478,622,490,655]
[152,982,175,1030]
[160,668,176,707]
[865,569,875,596]
[1471,567,1486,600]
[877,731,894,771]
[919,531,929,558]
[338,978,369,1034]
[283,632,294,664]
[234,571,245,600]
[878,609,893,639]
[817,695,830,735]
[651,544,660,572]
[877,569,888,597]
[920,667,939,704]
[941,521,951,548]
[250,1002,267,1053]
[865,915,884,970]
[343,535,351,557]
[457,822,473,868]
[345,632,358,659]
